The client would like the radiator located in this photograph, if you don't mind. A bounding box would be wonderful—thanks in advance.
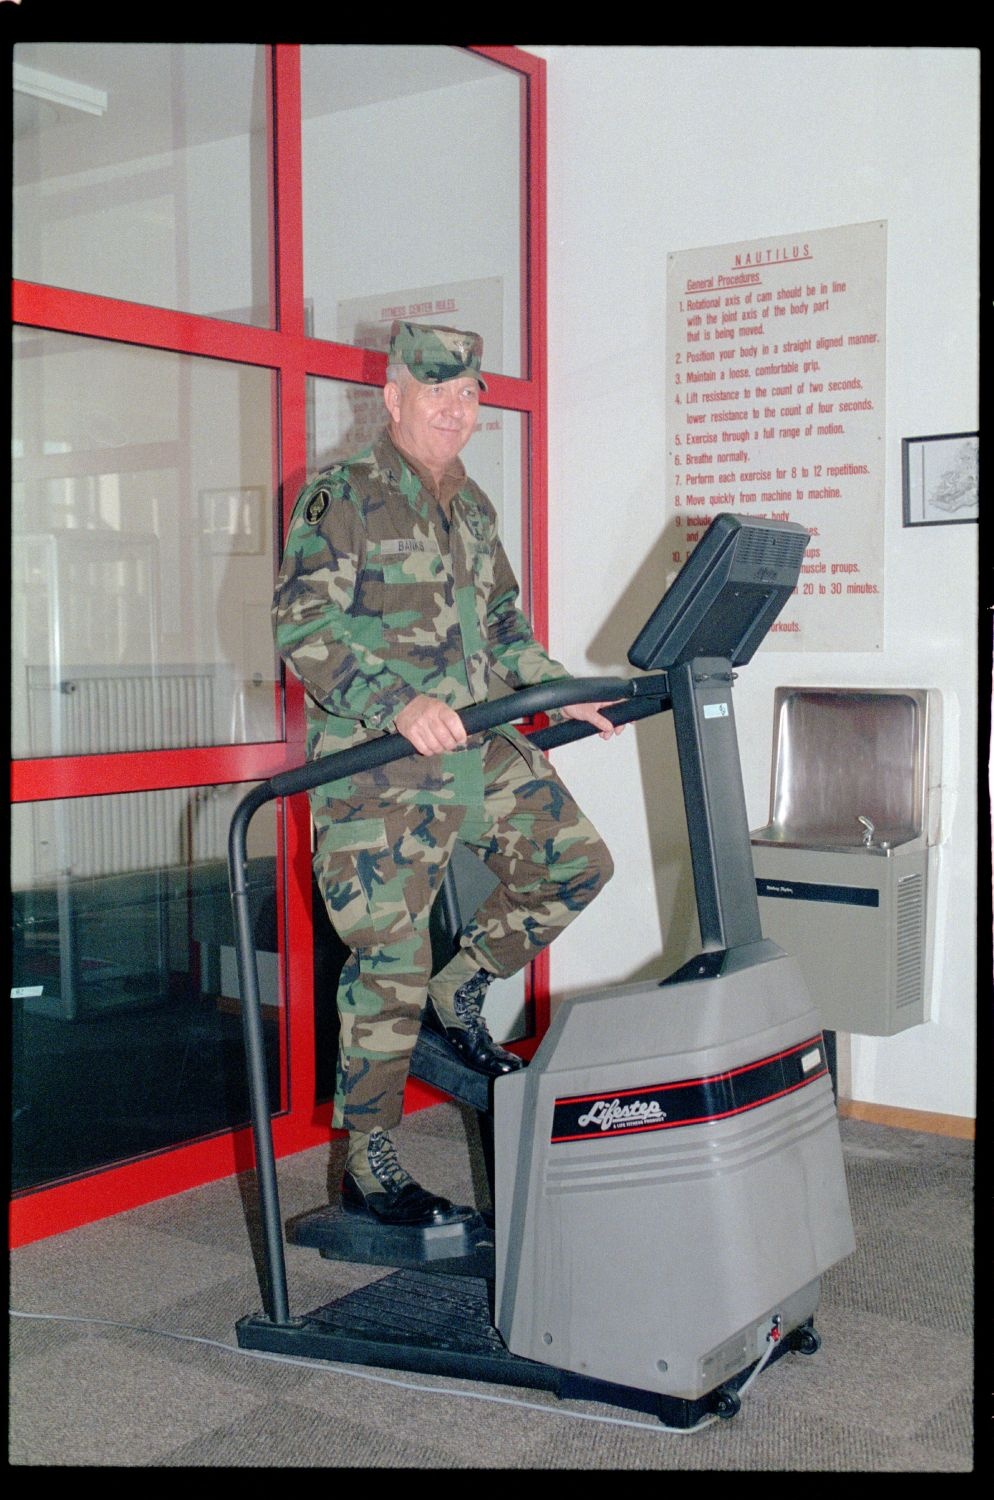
[26,665,226,878]
[56,786,226,878]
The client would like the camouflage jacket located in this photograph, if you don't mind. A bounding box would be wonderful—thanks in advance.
[272,433,569,762]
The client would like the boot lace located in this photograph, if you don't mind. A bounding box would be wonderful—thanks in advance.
[452,968,494,1031]
[366,1129,415,1193]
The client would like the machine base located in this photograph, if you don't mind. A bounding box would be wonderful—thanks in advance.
[236,1269,809,1428]
[495,955,854,1396]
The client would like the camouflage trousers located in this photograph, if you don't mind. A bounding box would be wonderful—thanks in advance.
[310,728,613,1133]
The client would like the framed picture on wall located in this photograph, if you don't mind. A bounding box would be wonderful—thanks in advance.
[902,432,978,527]
[199,487,265,553]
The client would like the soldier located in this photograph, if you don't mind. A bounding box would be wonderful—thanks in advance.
[273,321,620,1233]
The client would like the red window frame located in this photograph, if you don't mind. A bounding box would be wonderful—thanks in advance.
[9,43,548,1246]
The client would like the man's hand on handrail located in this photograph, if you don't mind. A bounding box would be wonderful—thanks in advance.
[395,691,629,753]
[561,700,628,741]
[395,694,469,755]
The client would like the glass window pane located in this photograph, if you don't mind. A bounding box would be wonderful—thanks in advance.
[10,787,280,1190]
[301,45,525,377]
[11,329,280,757]
[13,42,271,325]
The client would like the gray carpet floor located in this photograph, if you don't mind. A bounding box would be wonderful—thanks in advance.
[8,1106,976,1471]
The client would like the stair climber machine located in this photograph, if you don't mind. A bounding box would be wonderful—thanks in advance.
[229,513,855,1429]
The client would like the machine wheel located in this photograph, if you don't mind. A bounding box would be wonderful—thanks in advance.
[712,1387,741,1419]
[790,1325,821,1356]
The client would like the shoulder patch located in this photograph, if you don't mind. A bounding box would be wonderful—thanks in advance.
[303,488,330,525]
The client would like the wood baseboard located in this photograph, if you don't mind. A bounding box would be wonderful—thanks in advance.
[837,1099,975,1140]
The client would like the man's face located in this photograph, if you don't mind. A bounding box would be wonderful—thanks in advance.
[384,372,481,475]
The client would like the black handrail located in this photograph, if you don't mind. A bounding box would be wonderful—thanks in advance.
[228,672,670,1325]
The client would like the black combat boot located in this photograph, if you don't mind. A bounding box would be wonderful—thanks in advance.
[423,968,525,1078]
[341,1128,476,1227]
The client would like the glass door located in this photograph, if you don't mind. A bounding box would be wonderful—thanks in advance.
[10,41,548,1243]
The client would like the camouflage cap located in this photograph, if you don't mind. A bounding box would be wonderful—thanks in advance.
[388,320,487,391]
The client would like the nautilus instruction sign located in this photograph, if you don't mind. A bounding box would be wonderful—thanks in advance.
[667,221,887,650]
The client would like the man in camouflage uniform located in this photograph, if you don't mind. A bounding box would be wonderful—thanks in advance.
[272,321,619,1231]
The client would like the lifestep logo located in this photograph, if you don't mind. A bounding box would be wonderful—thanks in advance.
[577,1097,666,1132]
[551,1036,829,1144]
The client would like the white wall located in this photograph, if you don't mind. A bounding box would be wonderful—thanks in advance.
[527,45,979,1120]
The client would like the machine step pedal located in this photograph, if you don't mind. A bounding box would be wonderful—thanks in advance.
[287,1204,496,1276]
[408,1026,494,1113]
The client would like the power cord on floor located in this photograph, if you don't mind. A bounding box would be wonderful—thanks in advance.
[10,1307,783,1438]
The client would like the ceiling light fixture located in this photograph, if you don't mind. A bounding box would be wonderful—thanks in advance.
[13,62,108,117]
